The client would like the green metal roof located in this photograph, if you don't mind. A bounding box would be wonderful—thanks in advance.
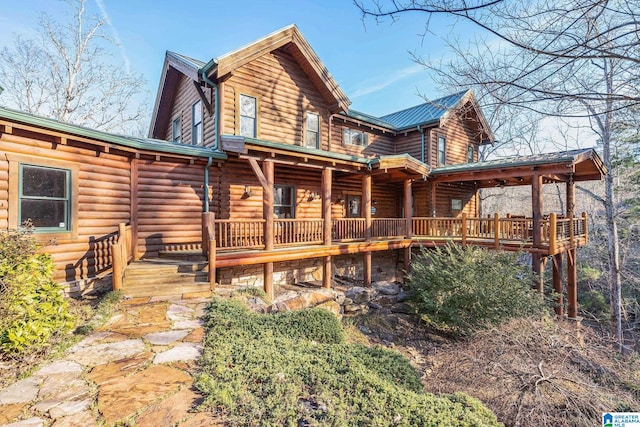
[431,148,601,175]
[166,51,207,71]
[0,106,226,159]
[340,90,470,132]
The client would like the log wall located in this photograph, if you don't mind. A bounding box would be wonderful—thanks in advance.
[136,160,205,257]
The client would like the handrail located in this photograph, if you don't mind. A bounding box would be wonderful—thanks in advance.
[111,222,132,291]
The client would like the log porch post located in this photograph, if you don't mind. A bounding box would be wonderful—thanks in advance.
[552,253,564,316]
[403,179,412,273]
[322,168,332,289]
[263,160,274,300]
[363,174,372,286]
[130,157,140,261]
[531,174,545,292]
[566,176,578,318]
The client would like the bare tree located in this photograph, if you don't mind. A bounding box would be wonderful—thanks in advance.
[357,0,640,349]
[0,0,148,135]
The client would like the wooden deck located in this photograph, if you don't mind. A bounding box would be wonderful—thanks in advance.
[210,213,587,267]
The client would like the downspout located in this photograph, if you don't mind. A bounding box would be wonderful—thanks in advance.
[199,62,219,213]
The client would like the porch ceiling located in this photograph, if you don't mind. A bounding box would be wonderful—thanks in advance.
[429,148,606,188]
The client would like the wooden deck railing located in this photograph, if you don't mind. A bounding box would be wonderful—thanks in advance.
[372,218,406,238]
[215,219,265,250]
[274,219,324,246]
[111,223,133,291]
[332,218,366,241]
[208,213,588,253]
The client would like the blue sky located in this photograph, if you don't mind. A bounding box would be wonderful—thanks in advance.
[0,0,477,117]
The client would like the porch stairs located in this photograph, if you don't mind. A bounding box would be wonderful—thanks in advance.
[121,251,213,298]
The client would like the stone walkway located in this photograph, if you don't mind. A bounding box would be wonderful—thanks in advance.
[0,294,223,427]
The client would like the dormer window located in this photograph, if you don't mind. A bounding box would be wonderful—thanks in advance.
[343,128,369,147]
[239,94,257,138]
[305,112,320,149]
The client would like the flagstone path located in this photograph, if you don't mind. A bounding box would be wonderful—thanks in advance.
[0,294,224,427]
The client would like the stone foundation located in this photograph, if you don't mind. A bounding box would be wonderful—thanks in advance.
[216,250,403,288]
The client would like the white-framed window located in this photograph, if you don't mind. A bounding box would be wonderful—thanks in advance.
[467,145,475,163]
[437,136,446,166]
[343,128,369,147]
[239,94,257,138]
[172,117,181,142]
[305,112,320,149]
[192,101,203,145]
[19,164,70,232]
[274,185,295,218]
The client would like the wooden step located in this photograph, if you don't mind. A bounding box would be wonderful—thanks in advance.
[125,259,208,277]
[122,282,212,298]
[121,257,212,298]
[158,250,207,262]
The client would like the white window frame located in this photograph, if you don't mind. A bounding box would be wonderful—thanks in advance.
[239,94,257,138]
[437,136,446,166]
[172,117,181,142]
[343,128,369,147]
[192,101,203,145]
[305,112,320,149]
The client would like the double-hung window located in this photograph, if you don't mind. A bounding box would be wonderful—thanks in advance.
[19,164,70,232]
[172,117,181,142]
[239,94,257,138]
[305,112,320,149]
[437,136,446,166]
[467,145,475,163]
[274,185,295,218]
[192,101,203,145]
[343,128,368,147]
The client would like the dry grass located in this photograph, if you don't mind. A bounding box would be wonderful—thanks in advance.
[423,317,640,426]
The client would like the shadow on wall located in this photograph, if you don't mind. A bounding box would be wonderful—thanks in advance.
[65,233,117,283]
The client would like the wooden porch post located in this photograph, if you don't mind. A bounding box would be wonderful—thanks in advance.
[263,160,274,300]
[531,174,545,292]
[566,176,578,318]
[322,168,332,289]
[130,157,140,261]
[552,253,564,316]
[430,181,437,217]
[363,174,372,286]
[403,179,412,272]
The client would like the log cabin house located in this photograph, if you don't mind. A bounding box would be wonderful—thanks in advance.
[0,25,605,317]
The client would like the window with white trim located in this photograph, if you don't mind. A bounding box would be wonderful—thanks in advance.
[192,101,202,145]
[343,128,369,147]
[274,185,295,218]
[437,136,446,166]
[467,145,475,163]
[239,94,257,138]
[19,164,70,232]
[172,117,181,142]
[305,112,320,149]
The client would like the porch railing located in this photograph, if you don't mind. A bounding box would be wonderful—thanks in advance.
[111,223,133,291]
[209,213,588,253]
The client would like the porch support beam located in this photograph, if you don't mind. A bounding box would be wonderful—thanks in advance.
[248,158,269,190]
[322,168,332,289]
[531,174,545,292]
[363,174,372,286]
[403,179,412,273]
[263,160,274,300]
[552,253,564,316]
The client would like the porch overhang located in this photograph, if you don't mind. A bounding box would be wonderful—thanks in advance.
[429,148,606,187]
[220,134,371,172]
[369,154,430,182]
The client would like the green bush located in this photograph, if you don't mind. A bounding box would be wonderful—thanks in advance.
[406,243,547,336]
[195,298,501,426]
[0,228,74,354]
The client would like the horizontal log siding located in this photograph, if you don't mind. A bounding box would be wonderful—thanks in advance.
[137,160,205,257]
[394,131,425,163]
[329,122,395,157]
[224,49,331,148]
[433,181,477,217]
[163,73,216,147]
[1,135,131,282]
[435,111,481,168]
[0,158,8,230]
